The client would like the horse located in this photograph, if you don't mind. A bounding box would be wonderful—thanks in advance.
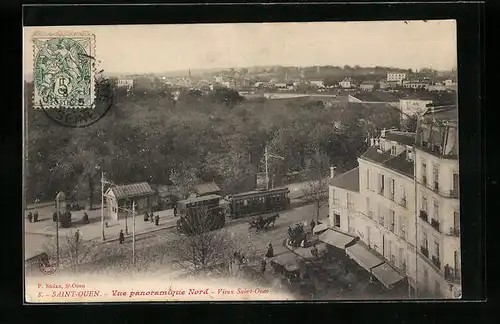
[249,213,280,232]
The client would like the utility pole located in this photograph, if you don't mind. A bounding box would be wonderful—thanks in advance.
[132,201,136,268]
[55,197,59,267]
[101,171,105,241]
[265,146,269,191]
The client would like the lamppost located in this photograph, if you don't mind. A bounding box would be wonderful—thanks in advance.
[97,165,115,241]
[118,201,136,267]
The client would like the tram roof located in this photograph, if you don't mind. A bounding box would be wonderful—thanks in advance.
[178,194,222,205]
[230,187,289,198]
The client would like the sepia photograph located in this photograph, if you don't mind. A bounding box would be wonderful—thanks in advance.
[23,20,460,302]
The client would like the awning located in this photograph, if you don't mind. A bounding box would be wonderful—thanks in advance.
[345,243,384,272]
[319,229,356,249]
[313,223,328,234]
[371,263,406,289]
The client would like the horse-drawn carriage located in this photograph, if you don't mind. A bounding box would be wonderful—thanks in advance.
[248,213,280,232]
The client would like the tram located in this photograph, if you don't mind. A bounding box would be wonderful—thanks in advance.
[176,194,225,235]
[228,187,290,219]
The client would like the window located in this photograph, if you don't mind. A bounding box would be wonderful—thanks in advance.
[433,164,439,191]
[378,173,385,195]
[422,196,428,213]
[347,193,353,210]
[435,242,440,260]
[399,248,406,271]
[366,169,371,190]
[388,178,395,201]
[332,189,338,205]
[378,205,384,225]
[366,197,372,218]
[391,145,397,156]
[399,215,407,239]
[389,209,395,232]
[400,185,407,207]
[387,240,392,260]
[433,200,439,221]
[334,214,341,228]
[422,161,427,185]
[452,172,459,197]
[422,232,428,249]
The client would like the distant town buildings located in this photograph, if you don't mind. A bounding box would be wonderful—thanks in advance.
[360,81,378,91]
[117,79,134,89]
[387,72,407,85]
[339,77,356,89]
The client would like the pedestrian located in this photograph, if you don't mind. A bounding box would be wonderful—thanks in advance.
[33,211,39,222]
[173,205,177,217]
[266,242,274,258]
[75,229,80,243]
[27,212,33,223]
[119,230,125,244]
[261,259,267,273]
[53,212,58,222]
[155,214,160,226]
[151,212,155,223]
[83,212,89,224]
[144,212,149,222]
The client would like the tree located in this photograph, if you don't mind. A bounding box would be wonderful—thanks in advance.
[300,150,330,222]
[41,232,102,273]
[169,165,200,199]
[171,206,257,276]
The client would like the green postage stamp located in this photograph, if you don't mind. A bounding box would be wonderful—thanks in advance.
[32,32,96,109]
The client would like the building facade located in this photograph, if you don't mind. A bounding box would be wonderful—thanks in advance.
[328,106,460,298]
[414,105,461,298]
[387,72,407,84]
[105,182,155,221]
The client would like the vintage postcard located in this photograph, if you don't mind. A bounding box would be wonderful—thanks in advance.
[23,21,460,303]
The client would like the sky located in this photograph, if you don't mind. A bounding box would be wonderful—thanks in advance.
[24,20,457,75]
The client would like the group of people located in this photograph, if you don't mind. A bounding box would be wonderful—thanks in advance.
[144,211,160,226]
[26,211,39,223]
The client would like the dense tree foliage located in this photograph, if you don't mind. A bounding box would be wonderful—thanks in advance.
[25,80,399,205]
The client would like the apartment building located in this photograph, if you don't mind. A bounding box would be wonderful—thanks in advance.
[328,105,460,298]
[414,105,461,299]
[387,72,407,85]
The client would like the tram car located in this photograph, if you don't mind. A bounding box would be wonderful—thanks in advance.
[228,187,290,219]
[176,194,225,235]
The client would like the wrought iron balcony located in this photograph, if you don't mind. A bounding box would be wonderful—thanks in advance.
[431,218,440,232]
[400,198,407,208]
[444,264,461,283]
[449,226,460,236]
[449,189,459,199]
[419,210,428,222]
[432,256,441,269]
[420,246,429,258]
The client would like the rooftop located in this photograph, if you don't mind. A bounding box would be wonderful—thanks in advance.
[109,182,155,200]
[350,91,400,103]
[328,167,360,192]
[422,105,458,122]
[178,194,222,205]
[383,131,416,146]
[194,182,221,196]
[360,147,414,179]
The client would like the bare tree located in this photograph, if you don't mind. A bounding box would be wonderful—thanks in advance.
[171,206,257,277]
[301,150,330,222]
[41,231,102,273]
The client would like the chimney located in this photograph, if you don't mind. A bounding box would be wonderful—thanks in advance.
[330,166,336,179]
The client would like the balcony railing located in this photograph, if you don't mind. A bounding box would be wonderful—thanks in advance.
[449,189,459,199]
[449,226,460,236]
[420,246,429,258]
[432,256,441,269]
[431,219,440,232]
[419,210,428,222]
[400,198,407,208]
[444,264,461,283]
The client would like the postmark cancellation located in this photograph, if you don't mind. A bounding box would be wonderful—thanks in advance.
[32,31,96,109]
